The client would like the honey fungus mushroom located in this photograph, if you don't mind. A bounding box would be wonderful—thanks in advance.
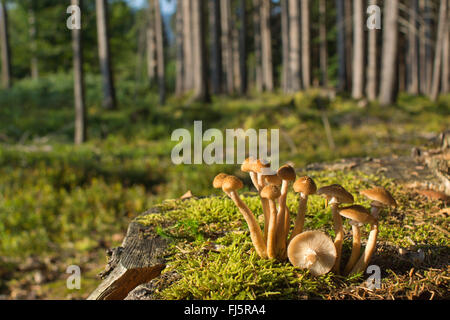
[290,176,317,242]
[338,205,377,275]
[317,184,354,274]
[360,187,397,219]
[260,184,282,259]
[288,231,337,276]
[221,175,268,259]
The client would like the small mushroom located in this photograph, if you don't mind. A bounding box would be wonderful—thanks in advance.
[260,184,282,259]
[213,173,230,196]
[222,175,268,259]
[360,187,397,219]
[254,159,272,189]
[241,157,260,192]
[317,184,354,274]
[287,231,337,276]
[290,176,317,242]
[275,164,297,257]
[338,205,377,275]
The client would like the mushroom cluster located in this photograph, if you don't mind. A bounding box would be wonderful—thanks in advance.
[213,159,396,276]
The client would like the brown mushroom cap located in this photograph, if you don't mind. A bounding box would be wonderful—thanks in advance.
[360,187,397,207]
[287,231,337,276]
[254,159,271,174]
[222,175,244,192]
[317,184,354,204]
[260,184,281,200]
[241,157,257,173]
[293,176,317,195]
[277,165,296,181]
[264,175,283,186]
[213,173,229,189]
[339,205,377,225]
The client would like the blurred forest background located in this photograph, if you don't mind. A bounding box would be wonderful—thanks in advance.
[0,0,448,299]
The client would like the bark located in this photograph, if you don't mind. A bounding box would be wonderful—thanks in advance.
[430,0,448,101]
[253,0,262,92]
[232,13,242,91]
[442,11,449,94]
[146,3,156,85]
[209,0,222,94]
[182,0,193,92]
[96,0,116,109]
[0,0,11,89]
[260,0,273,91]
[175,0,184,95]
[366,0,378,100]
[191,0,210,102]
[288,0,301,92]
[239,0,247,95]
[72,0,86,145]
[221,0,234,93]
[408,0,419,95]
[379,0,399,106]
[319,0,328,88]
[281,0,290,92]
[336,0,346,92]
[351,0,364,99]
[344,0,353,90]
[423,0,433,95]
[301,0,310,89]
[153,0,165,105]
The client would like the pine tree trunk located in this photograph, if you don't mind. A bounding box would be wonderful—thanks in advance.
[430,0,448,101]
[239,0,247,95]
[344,0,353,90]
[232,15,242,92]
[29,4,38,80]
[72,0,86,145]
[366,0,377,100]
[408,0,419,95]
[209,0,222,94]
[260,0,273,91]
[182,0,193,92]
[192,0,210,102]
[280,0,289,92]
[175,0,184,96]
[301,0,310,89]
[0,0,11,89]
[96,0,116,109]
[442,10,449,94]
[146,2,156,85]
[423,0,433,95]
[153,0,165,104]
[379,0,399,106]
[253,0,262,92]
[352,0,364,99]
[336,0,346,92]
[319,0,328,88]
[221,0,234,94]
[288,0,301,92]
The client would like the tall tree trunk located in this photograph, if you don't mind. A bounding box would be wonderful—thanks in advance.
[232,15,242,92]
[344,0,353,90]
[146,2,156,85]
[182,0,193,92]
[301,0,310,89]
[319,0,328,88]
[260,0,273,91]
[192,0,210,102]
[379,0,399,106]
[352,0,364,99]
[71,0,86,145]
[281,0,289,92]
[366,0,378,100]
[29,3,38,80]
[0,0,11,89]
[153,0,165,104]
[408,0,419,95]
[253,0,262,92]
[221,0,234,93]
[442,10,449,94]
[209,0,222,94]
[239,0,247,95]
[288,0,301,92]
[423,0,433,95]
[430,0,448,101]
[336,0,346,92]
[175,0,184,96]
[96,0,116,109]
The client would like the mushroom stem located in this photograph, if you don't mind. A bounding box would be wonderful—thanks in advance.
[343,223,362,275]
[331,202,344,274]
[266,199,278,259]
[289,193,308,243]
[229,191,268,259]
[370,205,381,219]
[250,172,260,192]
[350,222,379,275]
[261,198,270,242]
[275,180,289,257]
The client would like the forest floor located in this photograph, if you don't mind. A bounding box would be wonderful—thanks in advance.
[0,75,448,299]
